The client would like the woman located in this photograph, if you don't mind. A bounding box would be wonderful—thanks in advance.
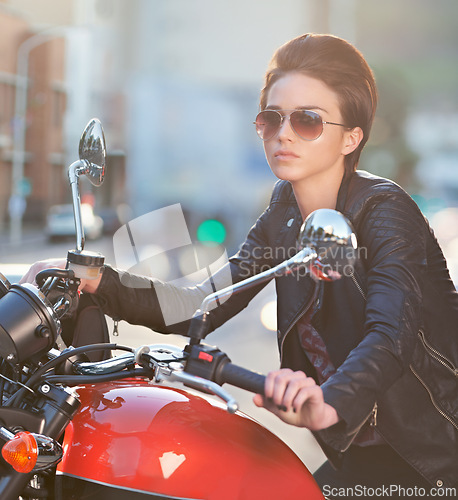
[23,34,457,493]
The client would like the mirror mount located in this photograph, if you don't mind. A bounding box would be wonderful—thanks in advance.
[66,119,106,279]
[68,159,89,252]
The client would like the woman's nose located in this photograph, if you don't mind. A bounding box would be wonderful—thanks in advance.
[277,115,295,141]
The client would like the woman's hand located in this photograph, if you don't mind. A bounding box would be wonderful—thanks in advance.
[253,369,340,430]
[19,258,103,294]
[20,258,67,286]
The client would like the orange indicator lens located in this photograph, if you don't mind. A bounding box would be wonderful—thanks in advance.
[2,431,38,473]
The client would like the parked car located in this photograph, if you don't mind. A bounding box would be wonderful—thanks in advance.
[46,203,103,242]
[96,207,123,234]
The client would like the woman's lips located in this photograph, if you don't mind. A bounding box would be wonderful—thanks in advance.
[274,150,300,160]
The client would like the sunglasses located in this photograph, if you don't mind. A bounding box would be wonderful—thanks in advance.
[254,109,348,141]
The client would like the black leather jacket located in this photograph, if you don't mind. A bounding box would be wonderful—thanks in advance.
[96,170,458,488]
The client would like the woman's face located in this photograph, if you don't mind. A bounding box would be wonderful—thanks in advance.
[263,72,354,187]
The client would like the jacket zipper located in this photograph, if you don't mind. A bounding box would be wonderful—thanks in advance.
[352,272,457,428]
[338,402,378,452]
[350,271,366,301]
[410,365,458,431]
[279,298,313,362]
[282,273,365,359]
[352,272,456,378]
[418,330,457,377]
[369,402,378,427]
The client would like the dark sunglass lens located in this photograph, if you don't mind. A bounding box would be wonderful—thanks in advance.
[291,111,323,140]
[255,111,281,140]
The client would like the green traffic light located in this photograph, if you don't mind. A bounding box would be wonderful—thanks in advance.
[196,219,226,245]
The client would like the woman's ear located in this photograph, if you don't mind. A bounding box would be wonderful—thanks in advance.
[342,127,363,156]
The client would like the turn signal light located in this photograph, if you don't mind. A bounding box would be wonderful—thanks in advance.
[1,431,37,473]
[1,431,63,473]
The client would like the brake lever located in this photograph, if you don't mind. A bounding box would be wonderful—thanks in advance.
[153,362,239,414]
[137,345,239,413]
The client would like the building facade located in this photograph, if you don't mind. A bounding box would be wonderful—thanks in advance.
[0,5,67,230]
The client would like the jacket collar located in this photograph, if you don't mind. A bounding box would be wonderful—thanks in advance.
[336,170,354,213]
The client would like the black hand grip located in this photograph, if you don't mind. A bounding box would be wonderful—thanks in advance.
[218,362,266,395]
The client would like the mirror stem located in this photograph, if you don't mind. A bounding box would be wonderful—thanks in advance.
[188,247,316,343]
[68,160,88,252]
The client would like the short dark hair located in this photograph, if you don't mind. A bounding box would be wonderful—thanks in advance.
[260,34,378,172]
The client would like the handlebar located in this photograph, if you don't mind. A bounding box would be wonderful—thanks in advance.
[69,342,267,412]
[181,343,266,404]
[74,353,136,375]
[217,362,266,396]
[33,343,266,414]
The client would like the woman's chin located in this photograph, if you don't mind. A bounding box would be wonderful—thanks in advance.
[270,167,301,182]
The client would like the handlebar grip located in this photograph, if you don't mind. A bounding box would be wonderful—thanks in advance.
[218,362,266,396]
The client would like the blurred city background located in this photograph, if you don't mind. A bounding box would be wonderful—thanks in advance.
[0,0,458,472]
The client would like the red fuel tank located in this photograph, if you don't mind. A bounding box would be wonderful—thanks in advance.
[57,378,324,499]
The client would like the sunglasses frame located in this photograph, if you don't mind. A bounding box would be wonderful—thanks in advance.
[254,109,348,142]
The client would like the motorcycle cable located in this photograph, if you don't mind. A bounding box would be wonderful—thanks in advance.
[0,359,5,403]
[41,367,150,386]
[4,343,135,408]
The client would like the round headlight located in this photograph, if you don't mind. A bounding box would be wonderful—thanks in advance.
[0,284,60,363]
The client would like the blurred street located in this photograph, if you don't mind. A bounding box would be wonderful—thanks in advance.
[0,230,326,473]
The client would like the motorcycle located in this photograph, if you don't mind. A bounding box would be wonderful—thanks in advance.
[0,119,357,499]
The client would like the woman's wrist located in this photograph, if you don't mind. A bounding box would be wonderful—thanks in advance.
[320,403,340,429]
[81,266,105,294]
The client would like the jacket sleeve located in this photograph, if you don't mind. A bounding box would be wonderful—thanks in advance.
[317,189,427,451]
[94,193,278,336]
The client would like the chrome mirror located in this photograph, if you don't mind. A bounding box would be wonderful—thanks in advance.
[68,118,106,252]
[78,118,106,186]
[298,208,357,280]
